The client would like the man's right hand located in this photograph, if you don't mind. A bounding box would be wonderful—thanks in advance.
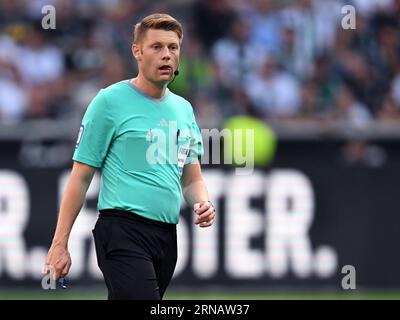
[43,244,72,281]
[42,162,95,281]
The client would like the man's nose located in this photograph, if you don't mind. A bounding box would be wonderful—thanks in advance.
[161,47,171,59]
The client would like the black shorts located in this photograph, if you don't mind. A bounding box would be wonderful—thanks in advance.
[92,209,177,300]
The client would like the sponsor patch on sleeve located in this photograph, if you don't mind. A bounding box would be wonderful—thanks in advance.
[75,124,84,149]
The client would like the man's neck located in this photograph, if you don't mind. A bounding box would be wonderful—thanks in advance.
[130,76,168,99]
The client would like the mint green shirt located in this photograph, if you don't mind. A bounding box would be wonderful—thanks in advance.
[73,80,203,224]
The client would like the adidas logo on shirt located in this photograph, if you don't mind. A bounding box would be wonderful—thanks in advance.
[159,118,169,127]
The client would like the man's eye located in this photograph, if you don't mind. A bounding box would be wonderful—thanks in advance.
[153,45,160,50]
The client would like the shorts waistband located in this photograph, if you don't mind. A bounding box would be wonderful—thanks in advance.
[99,209,176,230]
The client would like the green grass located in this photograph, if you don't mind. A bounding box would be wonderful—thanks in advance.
[167,292,400,300]
[1,289,400,300]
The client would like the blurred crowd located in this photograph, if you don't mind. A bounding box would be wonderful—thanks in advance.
[0,0,400,130]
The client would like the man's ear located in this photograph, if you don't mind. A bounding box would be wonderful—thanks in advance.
[132,43,142,61]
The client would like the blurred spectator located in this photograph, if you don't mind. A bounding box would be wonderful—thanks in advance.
[333,26,379,114]
[244,55,301,119]
[377,94,400,122]
[334,86,373,128]
[280,0,342,79]
[24,0,58,20]
[192,0,235,48]
[69,23,104,76]
[16,24,64,85]
[308,55,341,114]
[27,84,51,119]
[0,0,27,27]
[277,24,311,79]
[244,0,281,54]
[351,0,395,17]
[212,17,267,90]
[0,78,27,123]
[391,71,400,107]
[370,14,400,84]
[71,49,127,115]
[0,33,22,81]
[299,81,321,119]
[0,33,26,123]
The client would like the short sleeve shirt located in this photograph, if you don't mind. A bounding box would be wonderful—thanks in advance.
[73,80,203,224]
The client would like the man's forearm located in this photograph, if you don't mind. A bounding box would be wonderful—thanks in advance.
[51,173,92,247]
[182,179,209,208]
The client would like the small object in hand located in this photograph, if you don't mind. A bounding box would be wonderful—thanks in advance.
[59,277,67,289]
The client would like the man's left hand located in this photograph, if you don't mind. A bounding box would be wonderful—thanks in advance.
[193,201,215,228]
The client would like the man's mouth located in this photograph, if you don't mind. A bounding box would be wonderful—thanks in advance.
[158,65,172,72]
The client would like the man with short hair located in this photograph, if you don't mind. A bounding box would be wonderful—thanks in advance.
[44,13,215,300]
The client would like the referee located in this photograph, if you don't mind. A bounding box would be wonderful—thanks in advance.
[44,13,215,300]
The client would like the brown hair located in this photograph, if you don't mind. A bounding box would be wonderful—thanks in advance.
[133,13,183,44]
